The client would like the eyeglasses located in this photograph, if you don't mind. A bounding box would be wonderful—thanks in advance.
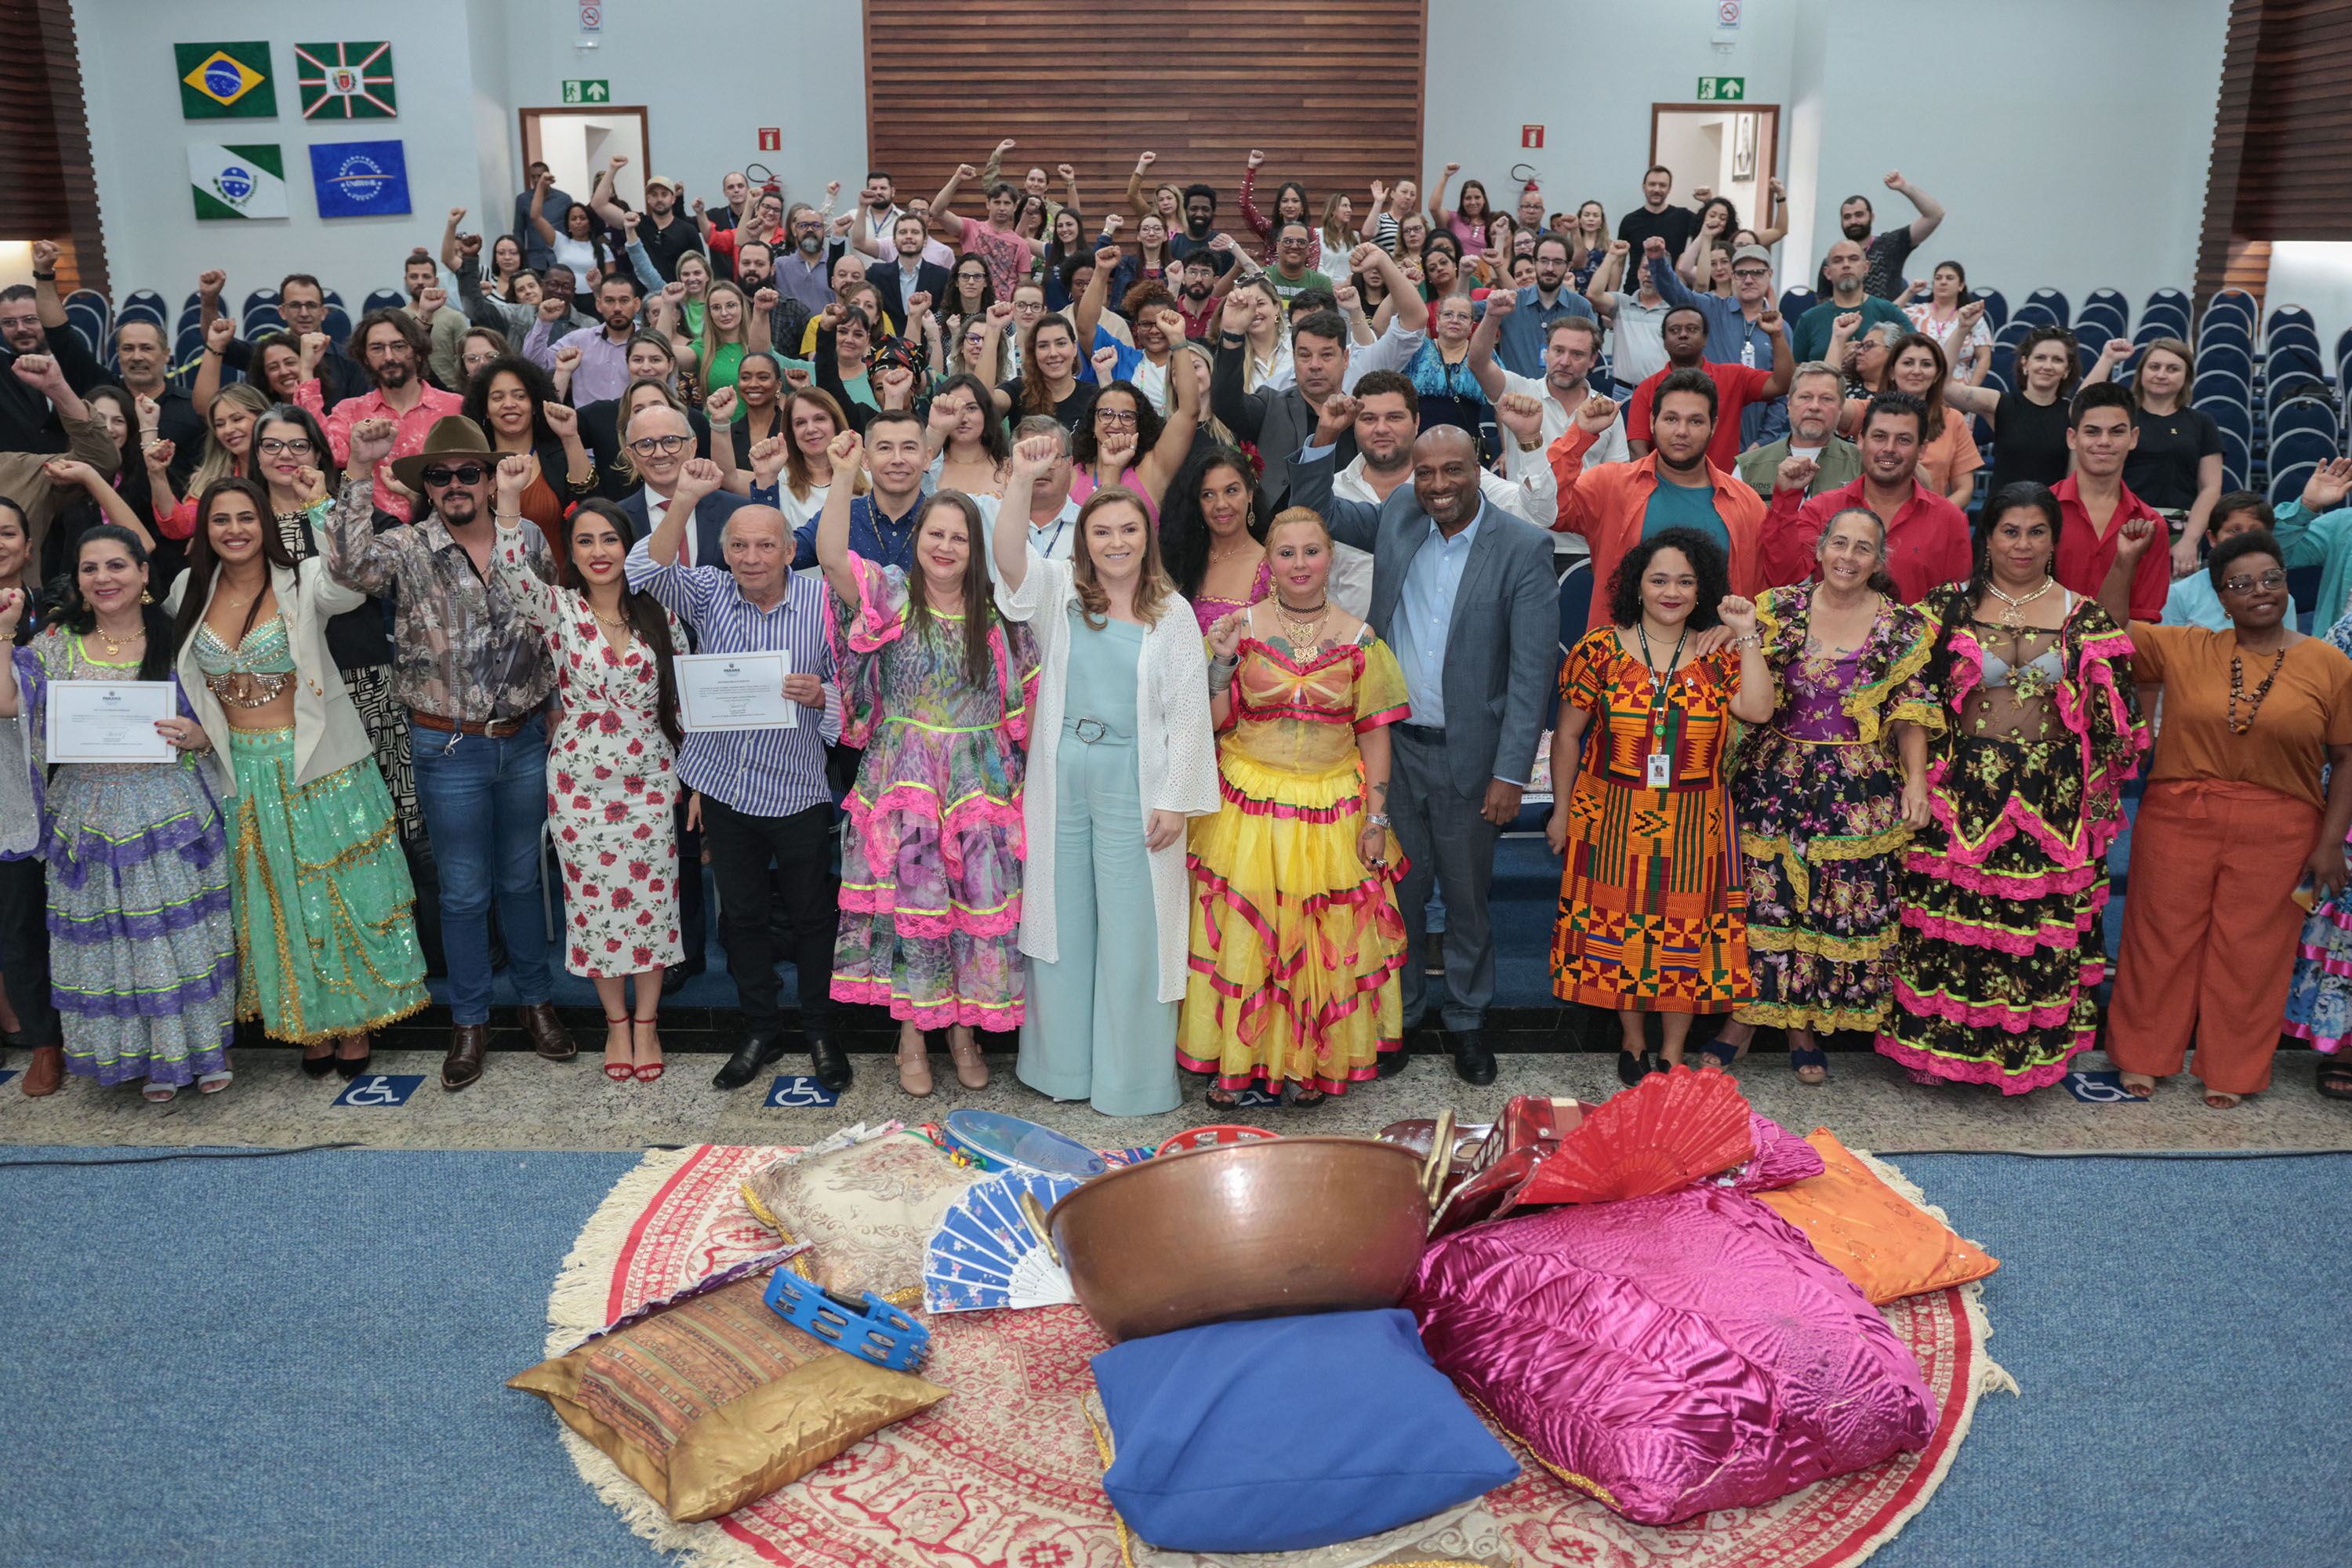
[256,437,314,456]
[627,434,691,457]
[1095,408,1139,426]
[1732,268,1769,281]
[2222,570,2288,592]
[419,464,485,487]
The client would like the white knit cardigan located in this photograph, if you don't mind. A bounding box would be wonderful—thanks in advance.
[996,550,1219,1001]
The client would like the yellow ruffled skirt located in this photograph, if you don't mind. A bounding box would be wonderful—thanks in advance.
[1178,750,1406,1094]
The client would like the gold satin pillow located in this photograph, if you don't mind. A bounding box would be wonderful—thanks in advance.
[1756,1129,2000,1305]
[508,1272,947,1523]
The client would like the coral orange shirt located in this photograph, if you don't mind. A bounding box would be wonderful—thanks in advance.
[1548,425,1770,632]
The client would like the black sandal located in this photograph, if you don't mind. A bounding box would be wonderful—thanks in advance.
[1617,1050,1646,1087]
[1288,1083,1327,1109]
[1790,1047,1828,1085]
[2318,1063,2352,1101]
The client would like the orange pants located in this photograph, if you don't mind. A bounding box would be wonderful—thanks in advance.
[2107,779,2318,1095]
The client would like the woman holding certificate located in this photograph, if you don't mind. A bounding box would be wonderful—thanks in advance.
[0,524,237,1101]
[490,477,688,1083]
[814,430,1037,1096]
[167,475,428,1077]
[992,435,1219,1118]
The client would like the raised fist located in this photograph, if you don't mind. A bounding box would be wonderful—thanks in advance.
[198,268,227,302]
[1573,394,1618,434]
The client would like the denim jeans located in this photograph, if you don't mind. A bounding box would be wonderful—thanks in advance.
[410,714,554,1024]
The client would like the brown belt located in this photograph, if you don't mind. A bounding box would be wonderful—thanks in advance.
[409,710,532,739]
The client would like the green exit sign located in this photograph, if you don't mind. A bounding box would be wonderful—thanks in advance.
[1697,75,1746,100]
[561,78,610,104]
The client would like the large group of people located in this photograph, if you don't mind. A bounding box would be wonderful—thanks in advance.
[2,136,2349,1115]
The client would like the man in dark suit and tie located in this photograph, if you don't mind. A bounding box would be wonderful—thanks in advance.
[1290,400,1561,1085]
[864,212,953,336]
[615,413,749,991]
[616,406,753,571]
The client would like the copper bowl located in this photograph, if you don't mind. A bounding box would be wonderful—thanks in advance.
[1045,1136,1430,1343]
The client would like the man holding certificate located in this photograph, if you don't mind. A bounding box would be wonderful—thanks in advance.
[626,456,848,1091]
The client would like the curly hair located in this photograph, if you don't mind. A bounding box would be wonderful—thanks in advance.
[1606,527,1730,630]
[460,354,562,450]
[2207,526,2285,593]
[1159,445,1269,599]
[1071,379,1164,467]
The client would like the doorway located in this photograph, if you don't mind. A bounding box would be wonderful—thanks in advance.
[518,107,652,213]
[1649,104,1780,237]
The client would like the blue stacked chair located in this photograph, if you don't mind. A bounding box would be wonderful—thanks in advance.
[61,288,109,363]
[240,288,283,340]
[2013,301,2061,329]
[2201,287,2259,343]
[2270,425,2337,475]
[2216,425,2252,492]
[1969,288,2009,331]
[1777,286,1816,320]
[2267,303,2319,350]
[361,288,405,317]
[1988,342,2016,387]
[2272,459,2321,510]
[1994,319,2038,353]
[2080,289,2129,338]
[2024,288,2070,326]
[323,305,354,345]
[2143,288,2192,335]
[2074,321,2113,363]
[2134,319,2187,349]
[2267,346,2330,408]
[2271,394,2337,446]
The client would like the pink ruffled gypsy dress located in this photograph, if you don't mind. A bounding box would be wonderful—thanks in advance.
[826,556,1040,1028]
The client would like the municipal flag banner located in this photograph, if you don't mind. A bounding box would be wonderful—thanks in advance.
[188,143,288,220]
[176,41,277,119]
[296,42,397,119]
[309,140,412,219]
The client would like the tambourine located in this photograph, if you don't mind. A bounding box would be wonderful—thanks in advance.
[763,1270,931,1372]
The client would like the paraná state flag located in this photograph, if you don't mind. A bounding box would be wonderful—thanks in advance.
[176,42,277,119]
[309,140,412,220]
[296,42,397,120]
[188,143,287,221]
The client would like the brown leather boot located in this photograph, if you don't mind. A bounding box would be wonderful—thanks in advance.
[517,1001,577,1062]
[443,1024,489,1091]
[21,1044,62,1097]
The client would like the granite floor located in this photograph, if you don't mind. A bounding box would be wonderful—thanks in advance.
[4,1036,2346,1155]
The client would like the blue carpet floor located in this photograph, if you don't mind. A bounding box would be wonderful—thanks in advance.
[3,1147,2341,1566]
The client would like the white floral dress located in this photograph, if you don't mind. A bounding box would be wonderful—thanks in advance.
[492,530,688,978]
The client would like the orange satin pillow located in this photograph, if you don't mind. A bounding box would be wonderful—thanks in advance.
[1755,1129,1999,1305]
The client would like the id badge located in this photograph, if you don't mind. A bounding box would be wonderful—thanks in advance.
[1646,752,1672,788]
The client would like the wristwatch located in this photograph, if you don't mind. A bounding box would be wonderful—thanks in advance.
[1515,436,1541,452]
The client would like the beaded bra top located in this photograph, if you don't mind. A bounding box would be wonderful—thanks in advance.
[194,615,295,707]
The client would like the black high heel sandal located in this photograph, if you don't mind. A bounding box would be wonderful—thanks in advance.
[301,1047,337,1079]
[332,1038,374,1080]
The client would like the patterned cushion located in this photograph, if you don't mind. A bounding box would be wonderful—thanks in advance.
[508,1269,947,1523]
[741,1123,983,1300]
[1755,1128,2000,1305]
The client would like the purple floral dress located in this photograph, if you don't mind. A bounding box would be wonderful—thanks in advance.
[1730,586,1941,1034]
[827,557,1039,1028]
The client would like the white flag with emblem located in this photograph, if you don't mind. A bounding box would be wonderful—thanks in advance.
[188,142,288,221]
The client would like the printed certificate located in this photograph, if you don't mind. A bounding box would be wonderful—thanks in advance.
[674,652,797,732]
[45,681,176,764]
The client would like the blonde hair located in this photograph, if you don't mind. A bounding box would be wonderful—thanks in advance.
[1265,505,1331,550]
[193,382,270,492]
[695,281,753,402]
[1071,489,1176,630]
[1319,191,1353,255]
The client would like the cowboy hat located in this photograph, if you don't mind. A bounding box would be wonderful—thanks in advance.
[390,415,501,492]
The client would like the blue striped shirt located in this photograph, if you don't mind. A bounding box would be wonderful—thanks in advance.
[624,540,840,817]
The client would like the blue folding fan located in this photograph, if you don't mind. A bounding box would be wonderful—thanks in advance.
[923,1171,1081,1313]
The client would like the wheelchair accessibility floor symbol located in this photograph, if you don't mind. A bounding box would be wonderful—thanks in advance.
[332,1073,423,1107]
[766,1076,841,1109]
[2063,1069,2146,1104]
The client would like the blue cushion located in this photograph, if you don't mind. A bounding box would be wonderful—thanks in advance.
[1091,1308,1519,1553]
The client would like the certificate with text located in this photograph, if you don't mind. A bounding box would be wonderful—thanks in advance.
[45,680,176,764]
[675,652,797,732]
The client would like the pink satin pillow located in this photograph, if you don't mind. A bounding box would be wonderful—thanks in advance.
[1407,1186,1935,1525]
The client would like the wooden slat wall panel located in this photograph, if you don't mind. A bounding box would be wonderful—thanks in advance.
[2198,0,2352,310]
[0,0,107,295]
[865,0,1425,262]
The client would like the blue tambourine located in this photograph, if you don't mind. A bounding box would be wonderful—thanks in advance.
[763,1270,931,1372]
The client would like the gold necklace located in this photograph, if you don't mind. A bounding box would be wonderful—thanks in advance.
[95,622,145,659]
[1274,595,1330,651]
[1984,575,2057,628]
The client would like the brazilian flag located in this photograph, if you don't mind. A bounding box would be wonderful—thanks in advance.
[176,42,277,119]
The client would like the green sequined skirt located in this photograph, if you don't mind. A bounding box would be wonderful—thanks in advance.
[227,724,427,1044]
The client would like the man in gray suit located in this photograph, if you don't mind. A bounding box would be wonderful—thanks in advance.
[1209,299,1356,507]
[1290,401,1561,1084]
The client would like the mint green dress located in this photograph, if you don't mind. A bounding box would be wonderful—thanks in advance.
[196,616,427,1044]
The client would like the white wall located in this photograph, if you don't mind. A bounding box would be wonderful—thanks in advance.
[72,0,869,310]
[1425,0,2230,311]
[2266,244,2352,361]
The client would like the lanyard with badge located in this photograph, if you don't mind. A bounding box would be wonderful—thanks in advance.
[1634,620,1687,789]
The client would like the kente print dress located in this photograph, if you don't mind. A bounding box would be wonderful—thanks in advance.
[1552,633,1751,1013]
[492,530,687,978]
[1179,625,1410,1094]
[197,616,426,1042]
[1876,588,2145,1091]
[2,629,236,1086]
[827,555,1037,1028]
[1731,586,1942,1034]
[2285,607,2352,1051]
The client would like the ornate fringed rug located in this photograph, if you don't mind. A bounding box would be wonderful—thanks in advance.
[536,1143,2011,1568]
